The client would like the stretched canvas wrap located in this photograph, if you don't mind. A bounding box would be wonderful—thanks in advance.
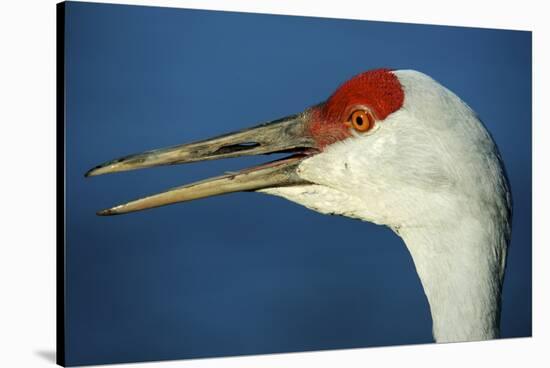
[57,1,532,366]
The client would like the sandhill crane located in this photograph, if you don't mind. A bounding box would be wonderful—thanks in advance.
[86,69,512,343]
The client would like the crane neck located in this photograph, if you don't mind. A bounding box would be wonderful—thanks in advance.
[397,215,507,343]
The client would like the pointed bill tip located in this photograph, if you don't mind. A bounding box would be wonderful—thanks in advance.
[96,207,121,216]
[84,168,96,178]
[85,164,117,178]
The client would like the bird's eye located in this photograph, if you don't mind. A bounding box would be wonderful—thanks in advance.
[347,110,374,132]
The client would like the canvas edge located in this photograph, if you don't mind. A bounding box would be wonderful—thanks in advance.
[56,2,67,367]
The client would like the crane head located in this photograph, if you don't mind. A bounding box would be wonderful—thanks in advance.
[86,69,510,233]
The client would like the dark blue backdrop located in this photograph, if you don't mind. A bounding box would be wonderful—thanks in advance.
[64,2,532,366]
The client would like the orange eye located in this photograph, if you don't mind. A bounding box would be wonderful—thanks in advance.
[348,110,374,132]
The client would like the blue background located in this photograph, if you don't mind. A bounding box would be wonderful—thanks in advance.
[64,2,532,366]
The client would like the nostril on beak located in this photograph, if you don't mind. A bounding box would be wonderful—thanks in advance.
[214,142,261,155]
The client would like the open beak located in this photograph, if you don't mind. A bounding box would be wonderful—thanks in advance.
[85,112,318,215]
